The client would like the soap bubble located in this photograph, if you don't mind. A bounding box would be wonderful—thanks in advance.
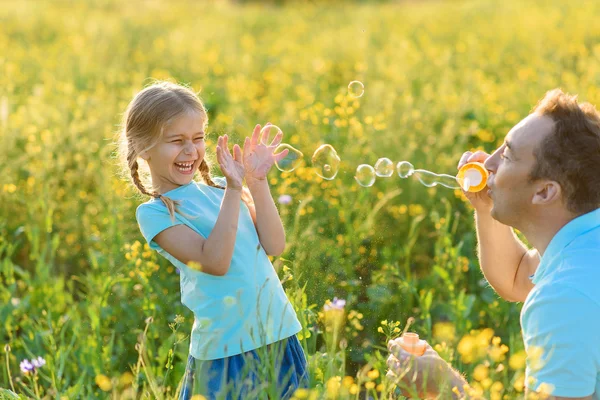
[374,157,394,177]
[355,164,376,187]
[396,161,415,178]
[259,124,282,145]
[275,144,303,172]
[311,144,341,180]
[414,170,461,189]
[348,81,364,98]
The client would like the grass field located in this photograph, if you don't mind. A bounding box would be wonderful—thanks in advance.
[2,0,600,398]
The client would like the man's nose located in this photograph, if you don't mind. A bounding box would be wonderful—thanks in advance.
[484,153,497,173]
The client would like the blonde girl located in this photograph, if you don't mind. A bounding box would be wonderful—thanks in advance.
[119,81,306,399]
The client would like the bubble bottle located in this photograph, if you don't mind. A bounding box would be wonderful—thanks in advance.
[456,162,489,193]
[396,332,427,356]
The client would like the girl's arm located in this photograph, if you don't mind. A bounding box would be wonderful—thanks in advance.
[246,179,285,256]
[243,123,289,256]
[154,135,245,276]
[154,187,242,275]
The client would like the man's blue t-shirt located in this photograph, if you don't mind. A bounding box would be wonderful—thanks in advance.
[521,208,600,399]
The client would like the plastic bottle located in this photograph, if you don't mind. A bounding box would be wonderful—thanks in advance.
[398,332,427,356]
[456,162,489,193]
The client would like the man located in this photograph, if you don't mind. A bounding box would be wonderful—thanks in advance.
[386,89,600,400]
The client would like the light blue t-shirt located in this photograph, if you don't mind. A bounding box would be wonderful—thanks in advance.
[521,208,600,399]
[136,178,302,361]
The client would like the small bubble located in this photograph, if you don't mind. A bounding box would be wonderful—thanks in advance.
[259,124,282,145]
[348,81,364,98]
[311,144,341,180]
[374,157,394,177]
[275,144,303,172]
[355,164,376,187]
[396,161,415,178]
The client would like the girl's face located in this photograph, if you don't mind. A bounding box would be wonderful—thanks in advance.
[142,111,206,194]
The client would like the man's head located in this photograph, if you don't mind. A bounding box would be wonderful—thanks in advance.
[484,89,600,228]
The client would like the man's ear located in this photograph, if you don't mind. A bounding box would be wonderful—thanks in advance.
[140,151,150,161]
[532,180,561,205]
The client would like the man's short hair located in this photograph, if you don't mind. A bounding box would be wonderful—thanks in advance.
[530,89,600,215]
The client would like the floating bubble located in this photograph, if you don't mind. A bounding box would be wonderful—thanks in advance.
[413,170,461,189]
[259,124,282,145]
[311,144,341,180]
[374,157,394,177]
[397,160,464,190]
[348,81,364,98]
[396,161,415,178]
[355,164,376,187]
[275,144,304,172]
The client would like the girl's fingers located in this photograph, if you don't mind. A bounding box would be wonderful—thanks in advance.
[274,148,289,162]
[233,144,242,162]
[270,130,283,148]
[216,145,225,167]
[260,125,270,145]
[251,124,261,146]
[243,137,250,156]
[223,135,233,158]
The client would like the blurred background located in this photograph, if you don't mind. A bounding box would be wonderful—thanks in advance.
[1,0,599,398]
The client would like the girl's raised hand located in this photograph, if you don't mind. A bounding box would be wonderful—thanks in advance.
[243,123,289,185]
[216,135,245,190]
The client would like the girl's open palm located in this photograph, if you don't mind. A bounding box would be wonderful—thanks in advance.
[243,123,289,183]
[216,135,245,190]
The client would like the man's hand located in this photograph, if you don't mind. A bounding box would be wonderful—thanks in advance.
[458,150,493,213]
[387,338,467,399]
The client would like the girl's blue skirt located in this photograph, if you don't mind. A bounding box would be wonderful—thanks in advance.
[178,335,308,400]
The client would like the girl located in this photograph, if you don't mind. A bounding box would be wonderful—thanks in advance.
[119,81,307,399]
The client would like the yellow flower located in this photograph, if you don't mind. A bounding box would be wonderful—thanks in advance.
[509,350,527,370]
[367,369,379,379]
[528,346,545,371]
[513,373,525,392]
[457,335,476,363]
[326,376,341,399]
[119,371,134,386]
[491,381,504,393]
[95,374,112,392]
[537,382,555,399]
[365,381,376,390]
[293,389,309,399]
[433,322,456,343]
[342,376,354,387]
[472,364,489,381]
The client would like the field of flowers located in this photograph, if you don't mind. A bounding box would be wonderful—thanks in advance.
[2,0,600,398]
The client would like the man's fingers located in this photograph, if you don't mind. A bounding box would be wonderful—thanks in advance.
[467,150,490,163]
[457,151,472,169]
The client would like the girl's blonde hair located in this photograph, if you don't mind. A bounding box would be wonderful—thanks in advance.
[118,81,223,219]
